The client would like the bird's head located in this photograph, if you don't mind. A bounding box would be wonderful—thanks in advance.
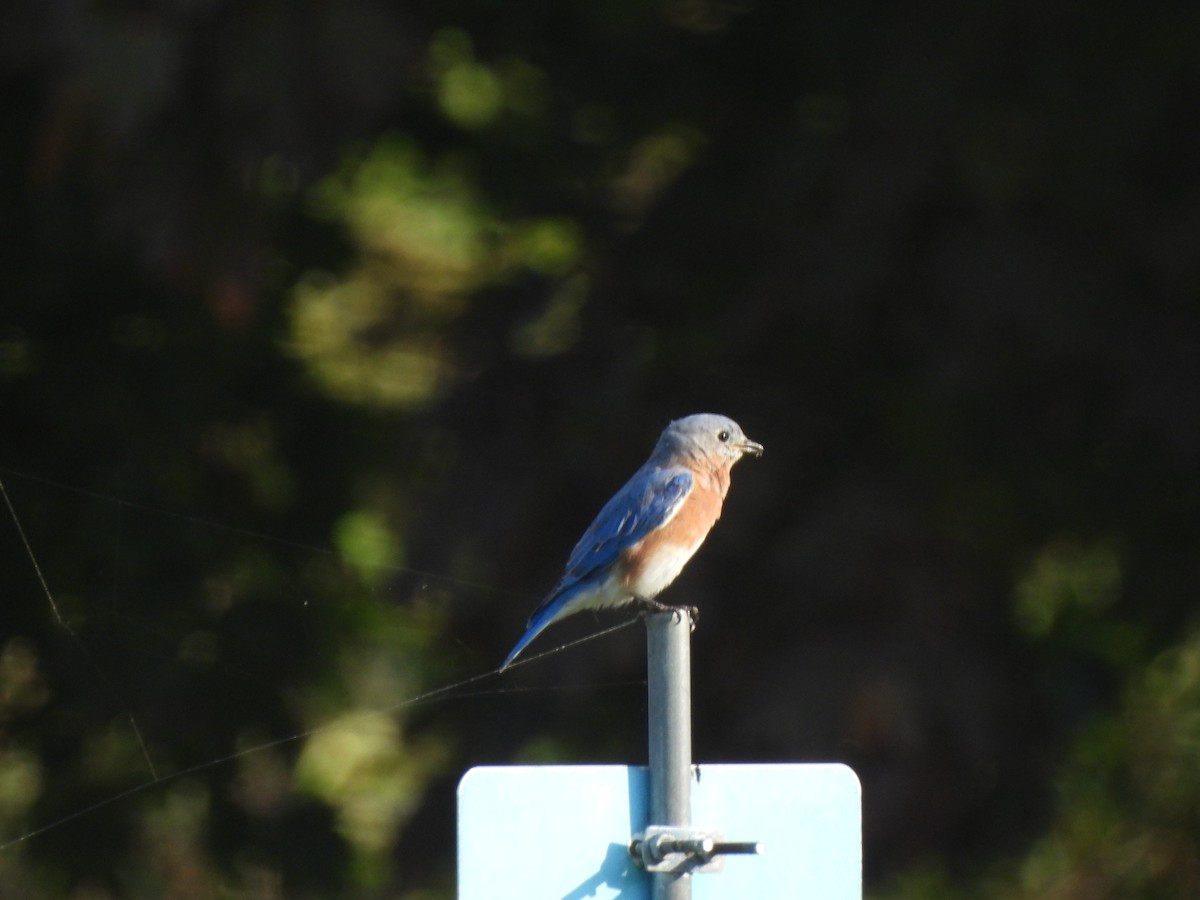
[657,413,764,466]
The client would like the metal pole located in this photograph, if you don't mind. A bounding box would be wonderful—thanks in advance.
[646,610,693,900]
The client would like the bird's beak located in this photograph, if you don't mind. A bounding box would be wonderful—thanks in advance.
[738,438,764,457]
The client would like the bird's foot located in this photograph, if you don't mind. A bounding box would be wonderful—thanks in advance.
[638,600,699,630]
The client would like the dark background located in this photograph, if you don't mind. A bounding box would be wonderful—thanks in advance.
[3,1,1199,897]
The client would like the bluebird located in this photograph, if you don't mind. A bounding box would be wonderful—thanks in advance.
[500,413,763,670]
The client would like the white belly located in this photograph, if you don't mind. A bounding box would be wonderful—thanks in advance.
[557,574,636,616]
[627,540,702,599]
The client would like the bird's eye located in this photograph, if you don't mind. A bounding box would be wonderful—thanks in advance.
[717,430,730,442]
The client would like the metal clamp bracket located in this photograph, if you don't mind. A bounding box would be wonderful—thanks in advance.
[629,825,763,874]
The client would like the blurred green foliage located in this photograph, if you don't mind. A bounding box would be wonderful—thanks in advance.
[291,135,586,408]
[3,0,1200,897]
[880,629,1200,899]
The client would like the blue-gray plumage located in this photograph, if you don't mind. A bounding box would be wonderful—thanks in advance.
[500,413,762,670]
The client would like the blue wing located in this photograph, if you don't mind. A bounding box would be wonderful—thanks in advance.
[499,467,693,670]
[554,467,693,602]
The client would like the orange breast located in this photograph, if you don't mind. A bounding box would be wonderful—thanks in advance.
[621,482,724,599]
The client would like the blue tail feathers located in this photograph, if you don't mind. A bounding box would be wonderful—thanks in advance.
[499,581,592,671]
[499,604,556,671]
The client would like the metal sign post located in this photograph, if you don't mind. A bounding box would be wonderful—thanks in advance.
[647,611,694,899]
[635,611,762,898]
[648,611,692,839]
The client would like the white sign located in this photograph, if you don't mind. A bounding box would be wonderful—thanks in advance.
[458,763,861,899]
